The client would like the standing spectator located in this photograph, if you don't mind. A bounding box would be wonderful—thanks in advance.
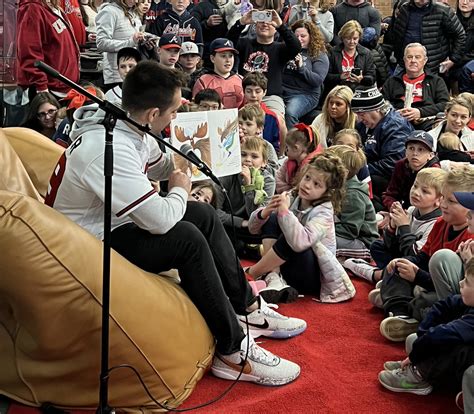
[382,43,449,131]
[227,9,301,119]
[21,92,60,140]
[390,0,466,75]
[352,86,414,205]
[178,41,204,91]
[457,0,474,93]
[330,0,381,45]
[60,0,87,46]
[96,0,143,90]
[288,0,334,43]
[325,20,376,95]
[282,19,329,129]
[79,0,99,40]
[17,0,80,100]
[137,0,152,24]
[311,85,357,147]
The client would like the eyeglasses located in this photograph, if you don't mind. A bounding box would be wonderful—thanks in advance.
[37,108,58,119]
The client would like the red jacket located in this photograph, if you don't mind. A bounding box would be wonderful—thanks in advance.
[60,0,86,46]
[17,0,80,93]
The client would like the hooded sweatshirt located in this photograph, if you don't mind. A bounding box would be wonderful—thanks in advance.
[17,0,80,93]
[46,104,184,240]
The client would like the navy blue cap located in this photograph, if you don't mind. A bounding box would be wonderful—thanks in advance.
[454,192,474,210]
[159,34,182,50]
[210,38,238,55]
[405,130,435,152]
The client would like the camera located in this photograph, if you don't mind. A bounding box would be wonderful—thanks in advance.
[252,10,272,22]
[351,67,361,76]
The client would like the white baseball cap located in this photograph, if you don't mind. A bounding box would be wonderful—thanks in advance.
[180,42,200,56]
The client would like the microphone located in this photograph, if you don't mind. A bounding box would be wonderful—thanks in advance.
[180,144,221,187]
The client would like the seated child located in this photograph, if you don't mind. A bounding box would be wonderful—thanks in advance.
[194,88,222,111]
[437,131,473,165]
[378,257,474,397]
[332,128,372,198]
[239,103,279,175]
[246,153,356,305]
[382,130,440,212]
[104,47,141,105]
[192,38,243,109]
[378,165,474,342]
[157,34,182,69]
[216,136,276,249]
[276,123,322,193]
[189,181,218,207]
[325,145,379,260]
[242,72,286,155]
[344,168,445,285]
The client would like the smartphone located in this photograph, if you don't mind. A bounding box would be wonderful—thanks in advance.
[252,10,272,22]
[351,67,361,76]
[212,8,223,16]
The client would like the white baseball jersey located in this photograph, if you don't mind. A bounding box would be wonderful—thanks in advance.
[46,105,187,240]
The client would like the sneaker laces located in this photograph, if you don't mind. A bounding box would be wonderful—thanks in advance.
[247,337,279,365]
[259,298,287,320]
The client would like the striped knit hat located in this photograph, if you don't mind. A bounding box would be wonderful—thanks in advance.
[351,86,385,113]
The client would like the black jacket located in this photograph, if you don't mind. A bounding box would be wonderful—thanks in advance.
[457,11,474,64]
[382,70,449,118]
[392,0,466,72]
[191,0,228,45]
[371,44,389,87]
[326,43,376,91]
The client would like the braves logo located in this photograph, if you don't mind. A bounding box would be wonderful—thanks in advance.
[243,51,269,73]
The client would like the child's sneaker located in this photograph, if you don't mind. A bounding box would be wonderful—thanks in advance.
[211,334,300,386]
[378,364,433,395]
[343,258,377,282]
[368,288,383,308]
[259,272,299,304]
[456,391,464,412]
[380,314,419,342]
[238,296,307,339]
[383,360,403,370]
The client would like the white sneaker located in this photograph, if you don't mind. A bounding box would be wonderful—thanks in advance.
[368,288,383,309]
[211,335,300,386]
[343,258,377,282]
[238,297,307,339]
[259,272,298,304]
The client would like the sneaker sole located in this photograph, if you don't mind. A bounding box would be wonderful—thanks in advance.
[380,318,418,342]
[244,324,307,339]
[259,286,299,304]
[378,372,432,395]
[211,365,300,386]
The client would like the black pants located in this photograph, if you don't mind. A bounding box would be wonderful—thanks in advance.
[380,266,415,317]
[110,202,255,355]
[371,174,390,212]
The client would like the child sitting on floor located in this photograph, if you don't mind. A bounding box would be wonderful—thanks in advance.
[378,257,474,397]
[276,123,322,193]
[189,181,218,207]
[344,168,446,286]
[245,153,355,306]
[325,145,378,260]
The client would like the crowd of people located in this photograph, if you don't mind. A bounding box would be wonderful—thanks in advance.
[12,0,474,410]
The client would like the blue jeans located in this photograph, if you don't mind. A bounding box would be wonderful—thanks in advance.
[283,90,320,129]
[262,213,321,295]
[459,60,474,93]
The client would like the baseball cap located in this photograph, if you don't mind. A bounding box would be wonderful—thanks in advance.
[159,34,182,50]
[210,38,239,55]
[180,41,200,56]
[454,192,474,210]
[405,130,434,152]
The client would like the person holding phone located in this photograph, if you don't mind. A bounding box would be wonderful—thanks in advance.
[325,20,376,95]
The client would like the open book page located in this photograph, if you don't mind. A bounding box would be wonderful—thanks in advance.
[170,108,241,181]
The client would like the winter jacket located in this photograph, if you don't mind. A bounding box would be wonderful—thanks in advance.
[216,168,275,227]
[371,44,389,87]
[335,176,378,247]
[429,121,474,151]
[191,0,228,45]
[357,109,414,178]
[391,0,466,72]
[282,49,329,96]
[227,21,302,97]
[17,0,80,93]
[96,2,142,85]
[382,206,441,257]
[330,0,381,45]
[382,156,440,211]
[409,295,474,365]
[326,44,376,92]
[382,70,449,119]
[249,198,356,302]
[457,11,474,64]
[147,9,203,47]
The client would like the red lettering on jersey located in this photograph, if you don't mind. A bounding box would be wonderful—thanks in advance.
[45,153,67,207]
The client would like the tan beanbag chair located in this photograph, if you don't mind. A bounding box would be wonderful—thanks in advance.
[0,128,215,411]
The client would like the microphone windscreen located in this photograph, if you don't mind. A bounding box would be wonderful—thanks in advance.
[180,144,193,155]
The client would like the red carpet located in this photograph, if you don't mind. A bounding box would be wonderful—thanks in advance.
[4,279,459,414]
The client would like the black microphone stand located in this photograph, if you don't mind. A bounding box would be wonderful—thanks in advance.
[33,61,222,414]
